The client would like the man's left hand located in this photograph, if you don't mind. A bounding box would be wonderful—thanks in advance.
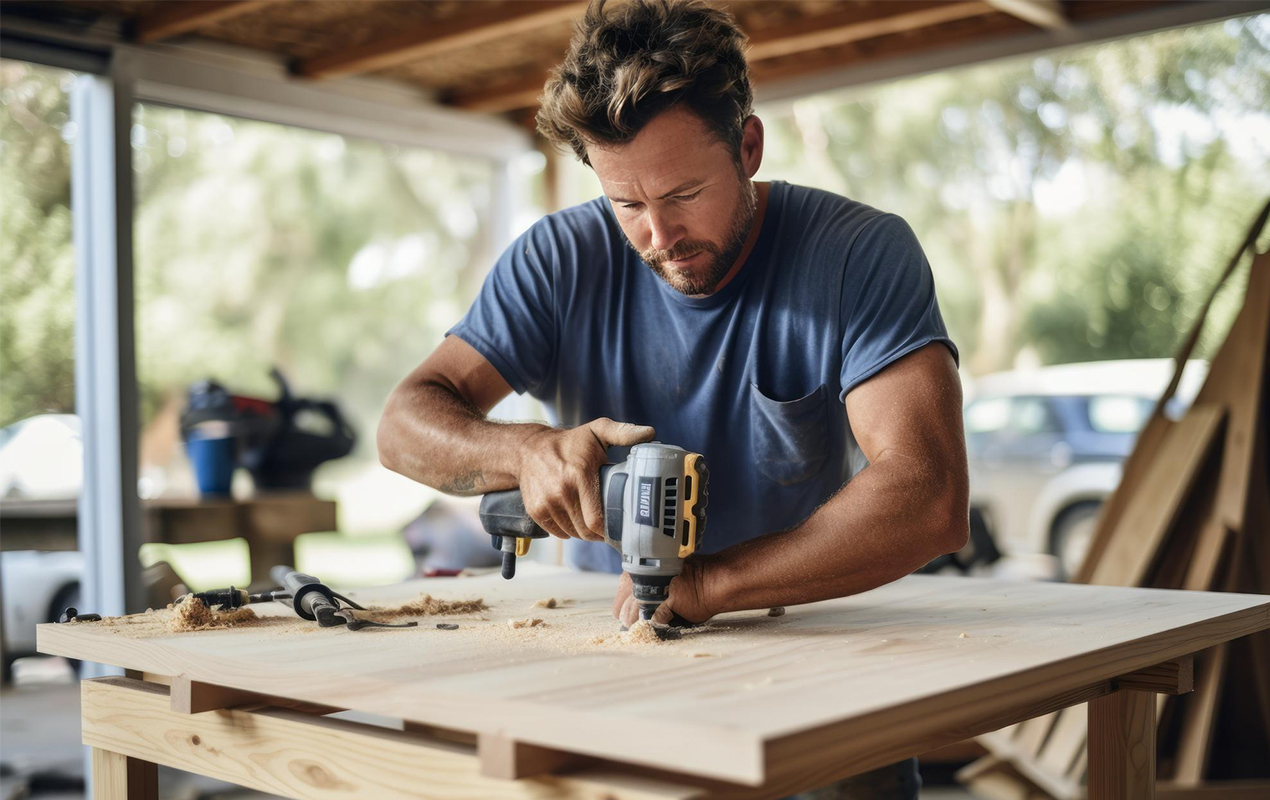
[612,558,716,628]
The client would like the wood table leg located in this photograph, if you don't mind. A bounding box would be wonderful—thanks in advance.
[1088,691,1155,800]
[91,747,157,800]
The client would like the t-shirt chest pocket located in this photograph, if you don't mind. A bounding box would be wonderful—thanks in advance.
[748,382,831,486]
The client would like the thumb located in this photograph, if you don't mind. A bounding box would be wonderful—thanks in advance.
[589,417,656,447]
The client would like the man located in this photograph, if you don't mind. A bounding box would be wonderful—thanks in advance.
[379,1,968,796]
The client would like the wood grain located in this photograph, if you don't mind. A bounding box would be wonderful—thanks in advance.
[1088,691,1156,800]
[91,747,157,800]
[82,677,700,800]
[39,572,1270,785]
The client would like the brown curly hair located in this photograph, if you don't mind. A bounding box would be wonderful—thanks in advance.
[535,0,753,166]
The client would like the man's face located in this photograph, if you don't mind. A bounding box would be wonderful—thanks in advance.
[588,106,759,296]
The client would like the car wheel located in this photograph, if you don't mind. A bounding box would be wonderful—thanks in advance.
[1051,502,1102,581]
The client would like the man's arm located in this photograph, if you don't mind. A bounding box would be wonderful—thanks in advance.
[646,342,968,624]
[378,335,653,541]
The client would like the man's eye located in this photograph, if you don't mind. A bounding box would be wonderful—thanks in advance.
[674,191,703,202]
[621,202,642,210]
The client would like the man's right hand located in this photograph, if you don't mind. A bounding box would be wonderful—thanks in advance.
[517,418,655,542]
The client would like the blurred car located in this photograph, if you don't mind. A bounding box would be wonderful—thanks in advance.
[964,359,1207,578]
[1,550,82,680]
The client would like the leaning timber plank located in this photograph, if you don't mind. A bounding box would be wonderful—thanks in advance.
[1088,404,1225,587]
[1087,690,1155,800]
[1195,250,1270,532]
[82,677,702,800]
[1172,642,1230,785]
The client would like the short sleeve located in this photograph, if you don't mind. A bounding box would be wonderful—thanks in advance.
[447,222,558,396]
[838,214,958,401]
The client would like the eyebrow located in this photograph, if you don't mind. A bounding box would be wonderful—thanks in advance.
[609,179,704,204]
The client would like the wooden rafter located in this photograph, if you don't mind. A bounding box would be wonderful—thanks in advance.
[745,0,997,62]
[132,0,270,44]
[985,0,1071,30]
[295,0,588,81]
[451,1,999,113]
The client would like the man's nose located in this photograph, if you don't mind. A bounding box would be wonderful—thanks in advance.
[647,207,685,253]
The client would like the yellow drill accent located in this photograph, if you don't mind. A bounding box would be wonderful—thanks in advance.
[515,537,532,557]
[680,453,702,558]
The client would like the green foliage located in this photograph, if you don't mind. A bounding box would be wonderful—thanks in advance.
[0,61,76,426]
[760,16,1270,373]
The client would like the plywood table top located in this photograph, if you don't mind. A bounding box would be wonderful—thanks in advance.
[38,570,1270,785]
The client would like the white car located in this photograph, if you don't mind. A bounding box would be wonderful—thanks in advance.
[964,359,1206,578]
[1,550,83,679]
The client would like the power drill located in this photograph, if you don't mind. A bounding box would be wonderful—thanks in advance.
[479,442,708,623]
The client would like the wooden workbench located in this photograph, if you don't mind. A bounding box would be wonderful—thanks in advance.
[36,571,1270,799]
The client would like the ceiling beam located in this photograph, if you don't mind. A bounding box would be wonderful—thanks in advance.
[132,1,270,44]
[450,74,552,114]
[451,1,998,113]
[745,1,997,62]
[296,0,588,81]
[984,0,1071,30]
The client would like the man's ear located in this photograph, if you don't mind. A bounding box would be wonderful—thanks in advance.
[740,115,764,179]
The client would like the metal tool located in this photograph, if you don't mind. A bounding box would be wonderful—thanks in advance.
[177,568,416,631]
[56,607,101,623]
[480,442,708,626]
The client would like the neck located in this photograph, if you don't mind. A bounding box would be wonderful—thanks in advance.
[697,181,770,297]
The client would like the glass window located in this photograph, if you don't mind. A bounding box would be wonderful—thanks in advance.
[1088,395,1154,433]
[130,104,497,538]
[1,59,79,500]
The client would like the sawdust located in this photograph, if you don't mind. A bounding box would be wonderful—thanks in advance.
[533,597,558,608]
[508,617,545,629]
[357,594,488,623]
[168,596,260,632]
[959,632,970,638]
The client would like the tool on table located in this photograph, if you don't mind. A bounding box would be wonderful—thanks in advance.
[56,608,102,623]
[179,568,416,632]
[479,442,708,629]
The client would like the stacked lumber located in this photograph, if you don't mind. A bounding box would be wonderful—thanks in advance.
[959,200,1270,800]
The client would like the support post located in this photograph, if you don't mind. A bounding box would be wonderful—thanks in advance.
[1088,691,1156,800]
[72,72,145,631]
[90,748,157,800]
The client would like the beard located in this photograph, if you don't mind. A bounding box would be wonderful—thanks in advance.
[636,174,758,297]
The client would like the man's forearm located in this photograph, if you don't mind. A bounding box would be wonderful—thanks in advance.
[377,381,547,496]
[705,451,968,613]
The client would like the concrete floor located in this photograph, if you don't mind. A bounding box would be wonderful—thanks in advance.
[1,657,978,799]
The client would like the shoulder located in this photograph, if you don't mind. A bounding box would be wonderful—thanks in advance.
[775,183,921,268]
[520,196,616,258]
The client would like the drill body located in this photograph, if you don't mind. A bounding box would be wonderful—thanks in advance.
[479,442,708,621]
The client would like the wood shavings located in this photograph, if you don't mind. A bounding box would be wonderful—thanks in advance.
[508,618,545,629]
[533,597,558,608]
[959,632,970,638]
[625,620,663,644]
[689,652,714,658]
[168,596,260,633]
[357,594,488,623]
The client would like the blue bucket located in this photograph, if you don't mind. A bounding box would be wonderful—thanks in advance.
[186,435,236,497]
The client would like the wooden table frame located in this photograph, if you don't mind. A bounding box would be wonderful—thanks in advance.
[80,656,1195,800]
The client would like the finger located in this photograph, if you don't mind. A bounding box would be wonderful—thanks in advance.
[526,500,569,540]
[588,417,656,447]
[650,602,673,626]
[577,470,605,539]
[613,574,632,618]
[559,491,599,542]
[620,596,639,628]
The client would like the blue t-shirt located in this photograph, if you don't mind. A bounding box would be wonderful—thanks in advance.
[449,180,957,572]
